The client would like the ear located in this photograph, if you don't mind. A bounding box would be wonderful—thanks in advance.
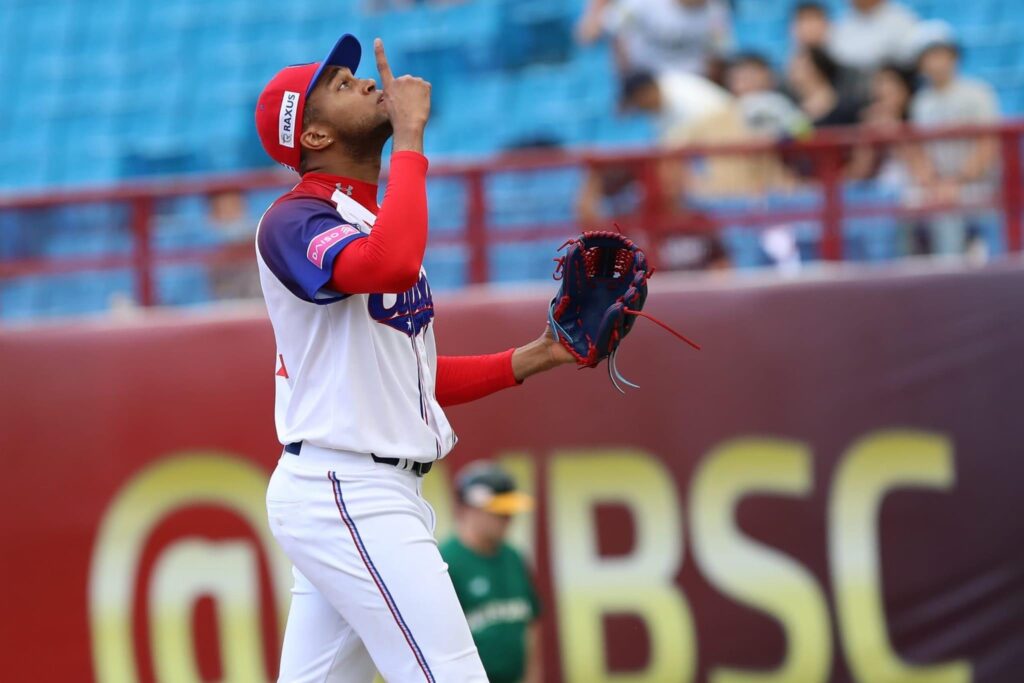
[300,122,333,153]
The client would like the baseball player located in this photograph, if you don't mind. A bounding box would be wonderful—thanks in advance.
[253,34,574,682]
[441,462,543,683]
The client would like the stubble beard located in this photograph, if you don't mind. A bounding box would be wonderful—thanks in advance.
[336,114,394,164]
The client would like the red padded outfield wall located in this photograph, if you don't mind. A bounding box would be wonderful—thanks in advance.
[2,261,1023,683]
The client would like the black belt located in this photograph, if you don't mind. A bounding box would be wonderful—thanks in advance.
[285,442,433,476]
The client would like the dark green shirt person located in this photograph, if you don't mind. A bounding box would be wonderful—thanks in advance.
[443,461,542,683]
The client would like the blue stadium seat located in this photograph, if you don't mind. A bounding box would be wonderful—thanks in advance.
[0,279,43,321]
[970,211,1007,256]
[720,226,770,270]
[488,239,564,283]
[844,217,903,262]
[486,168,582,229]
[423,246,469,291]
[426,178,468,234]
[8,0,1024,193]
[156,265,213,306]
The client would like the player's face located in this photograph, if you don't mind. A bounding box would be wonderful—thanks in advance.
[307,66,391,141]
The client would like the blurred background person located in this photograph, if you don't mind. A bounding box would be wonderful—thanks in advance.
[907,29,1001,255]
[576,0,734,80]
[724,52,808,139]
[606,68,729,220]
[829,0,921,78]
[610,70,733,206]
[441,462,542,683]
[790,1,831,50]
[619,69,733,143]
[789,2,864,103]
[909,31,1001,196]
[788,46,863,130]
[624,69,794,196]
[846,63,918,190]
[206,189,262,300]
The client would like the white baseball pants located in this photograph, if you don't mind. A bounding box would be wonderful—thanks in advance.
[266,444,488,683]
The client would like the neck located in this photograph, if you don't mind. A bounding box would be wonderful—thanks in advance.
[457,522,500,556]
[304,155,382,185]
[302,132,389,185]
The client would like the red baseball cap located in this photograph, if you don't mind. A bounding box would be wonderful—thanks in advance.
[255,34,363,172]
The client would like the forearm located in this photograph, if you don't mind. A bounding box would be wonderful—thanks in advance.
[959,137,997,183]
[330,151,429,293]
[435,350,520,407]
[435,334,572,406]
[907,145,938,185]
[511,336,569,382]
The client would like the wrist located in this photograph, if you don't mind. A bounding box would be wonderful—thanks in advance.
[511,338,563,382]
[392,125,425,153]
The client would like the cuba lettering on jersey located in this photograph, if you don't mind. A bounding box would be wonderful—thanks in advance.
[255,180,456,462]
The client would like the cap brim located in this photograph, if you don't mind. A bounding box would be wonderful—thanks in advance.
[483,492,534,516]
[306,34,362,97]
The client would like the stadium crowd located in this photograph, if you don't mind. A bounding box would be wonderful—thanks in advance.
[575,0,1002,263]
[1,0,1015,320]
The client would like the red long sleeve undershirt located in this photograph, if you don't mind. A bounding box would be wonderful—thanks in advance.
[435,349,521,407]
[323,152,520,405]
[330,151,430,294]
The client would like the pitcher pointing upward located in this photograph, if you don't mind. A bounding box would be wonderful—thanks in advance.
[253,34,573,682]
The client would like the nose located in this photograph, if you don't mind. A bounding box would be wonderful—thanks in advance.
[361,79,376,95]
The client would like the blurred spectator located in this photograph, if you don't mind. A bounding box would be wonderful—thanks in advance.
[910,39,1000,186]
[619,70,791,199]
[788,46,862,129]
[847,63,917,189]
[907,35,1001,254]
[829,0,920,74]
[620,70,732,142]
[576,0,733,78]
[577,165,644,228]
[725,53,808,138]
[578,70,741,270]
[791,1,831,50]
[789,2,863,103]
[206,190,261,300]
[441,463,542,683]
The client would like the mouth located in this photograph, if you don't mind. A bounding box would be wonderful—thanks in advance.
[377,93,385,105]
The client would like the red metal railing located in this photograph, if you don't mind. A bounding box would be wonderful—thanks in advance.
[1,120,1022,306]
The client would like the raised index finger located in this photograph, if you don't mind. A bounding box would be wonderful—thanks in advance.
[374,38,394,87]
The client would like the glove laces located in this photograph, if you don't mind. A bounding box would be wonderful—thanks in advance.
[609,309,701,394]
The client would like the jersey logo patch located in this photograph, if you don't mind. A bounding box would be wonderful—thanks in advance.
[307,224,361,269]
[368,274,434,337]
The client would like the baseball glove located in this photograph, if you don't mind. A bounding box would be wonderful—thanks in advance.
[547,230,700,392]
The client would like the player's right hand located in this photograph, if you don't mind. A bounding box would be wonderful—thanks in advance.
[375,38,431,143]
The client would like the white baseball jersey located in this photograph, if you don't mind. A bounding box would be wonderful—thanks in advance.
[255,176,456,462]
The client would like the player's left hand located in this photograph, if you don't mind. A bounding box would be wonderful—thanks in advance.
[510,325,576,383]
[540,325,577,366]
